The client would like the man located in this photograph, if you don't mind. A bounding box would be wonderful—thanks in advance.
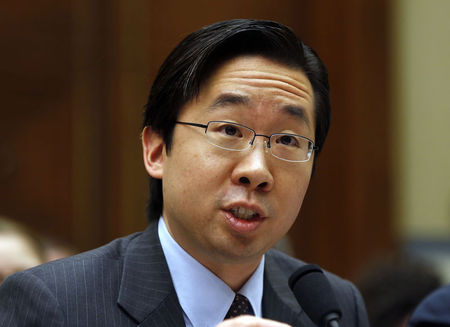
[0,19,369,326]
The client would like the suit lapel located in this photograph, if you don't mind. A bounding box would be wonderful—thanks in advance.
[116,224,314,326]
[117,223,185,326]
[263,253,315,326]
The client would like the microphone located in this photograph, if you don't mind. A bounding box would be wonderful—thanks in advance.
[288,264,342,327]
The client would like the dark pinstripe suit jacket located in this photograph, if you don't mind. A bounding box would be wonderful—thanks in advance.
[0,222,369,326]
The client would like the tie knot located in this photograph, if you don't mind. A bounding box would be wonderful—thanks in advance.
[224,293,254,319]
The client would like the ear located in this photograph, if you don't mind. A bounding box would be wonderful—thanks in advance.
[142,126,165,179]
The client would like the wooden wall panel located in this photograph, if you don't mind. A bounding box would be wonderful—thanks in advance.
[0,0,394,278]
[70,0,115,249]
[0,1,74,242]
[289,0,395,278]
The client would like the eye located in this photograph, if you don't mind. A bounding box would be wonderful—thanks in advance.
[220,124,243,137]
[276,134,300,147]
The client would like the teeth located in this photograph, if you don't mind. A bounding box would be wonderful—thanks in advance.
[230,207,258,220]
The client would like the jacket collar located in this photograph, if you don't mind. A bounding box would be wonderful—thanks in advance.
[263,250,314,326]
[117,222,313,326]
[117,222,185,325]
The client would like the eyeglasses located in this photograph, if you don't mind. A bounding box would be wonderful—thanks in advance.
[176,120,318,162]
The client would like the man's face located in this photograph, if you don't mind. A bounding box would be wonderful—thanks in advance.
[149,55,315,272]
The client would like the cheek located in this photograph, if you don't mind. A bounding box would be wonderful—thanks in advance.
[191,145,234,178]
[166,148,228,201]
[278,171,311,216]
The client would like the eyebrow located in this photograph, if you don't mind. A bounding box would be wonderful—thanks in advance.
[209,93,251,109]
[208,93,312,127]
[282,105,312,128]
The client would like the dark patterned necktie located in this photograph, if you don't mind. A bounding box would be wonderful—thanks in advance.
[224,293,255,319]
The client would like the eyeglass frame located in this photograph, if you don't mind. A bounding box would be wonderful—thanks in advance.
[175,120,319,163]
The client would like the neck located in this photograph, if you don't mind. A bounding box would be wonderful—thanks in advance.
[200,256,263,291]
[161,217,264,291]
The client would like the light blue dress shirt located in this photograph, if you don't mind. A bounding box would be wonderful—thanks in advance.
[158,217,265,327]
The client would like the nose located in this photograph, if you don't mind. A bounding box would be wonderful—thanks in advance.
[231,140,274,192]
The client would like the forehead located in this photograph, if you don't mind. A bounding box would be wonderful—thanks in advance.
[184,55,315,129]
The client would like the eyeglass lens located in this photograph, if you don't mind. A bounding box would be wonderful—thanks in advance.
[205,121,312,162]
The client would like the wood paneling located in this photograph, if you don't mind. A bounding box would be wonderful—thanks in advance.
[0,1,73,242]
[0,0,394,278]
[289,0,395,278]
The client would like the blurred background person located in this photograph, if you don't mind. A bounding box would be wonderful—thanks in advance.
[0,215,76,282]
[407,283,450,327]
[0,216,45,282]
[357,252,442,327]
[41,236,77,262]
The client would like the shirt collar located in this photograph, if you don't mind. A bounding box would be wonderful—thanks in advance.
[158,217,265,327]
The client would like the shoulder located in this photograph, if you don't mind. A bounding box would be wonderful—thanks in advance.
[0,231,146,325]
[20,230,143,282]
[408,284,450,326]
[266,249,357,292]
[265,249,369,326]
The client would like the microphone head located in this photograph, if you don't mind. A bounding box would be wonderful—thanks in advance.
[288,264,342,327]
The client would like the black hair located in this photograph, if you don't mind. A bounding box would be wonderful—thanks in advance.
[143,19,331,222]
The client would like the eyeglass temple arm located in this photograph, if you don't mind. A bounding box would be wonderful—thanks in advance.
[175,121,208,129]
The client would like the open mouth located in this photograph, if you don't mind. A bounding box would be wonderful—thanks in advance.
[224,206,265,233]
[229,207,261,221]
